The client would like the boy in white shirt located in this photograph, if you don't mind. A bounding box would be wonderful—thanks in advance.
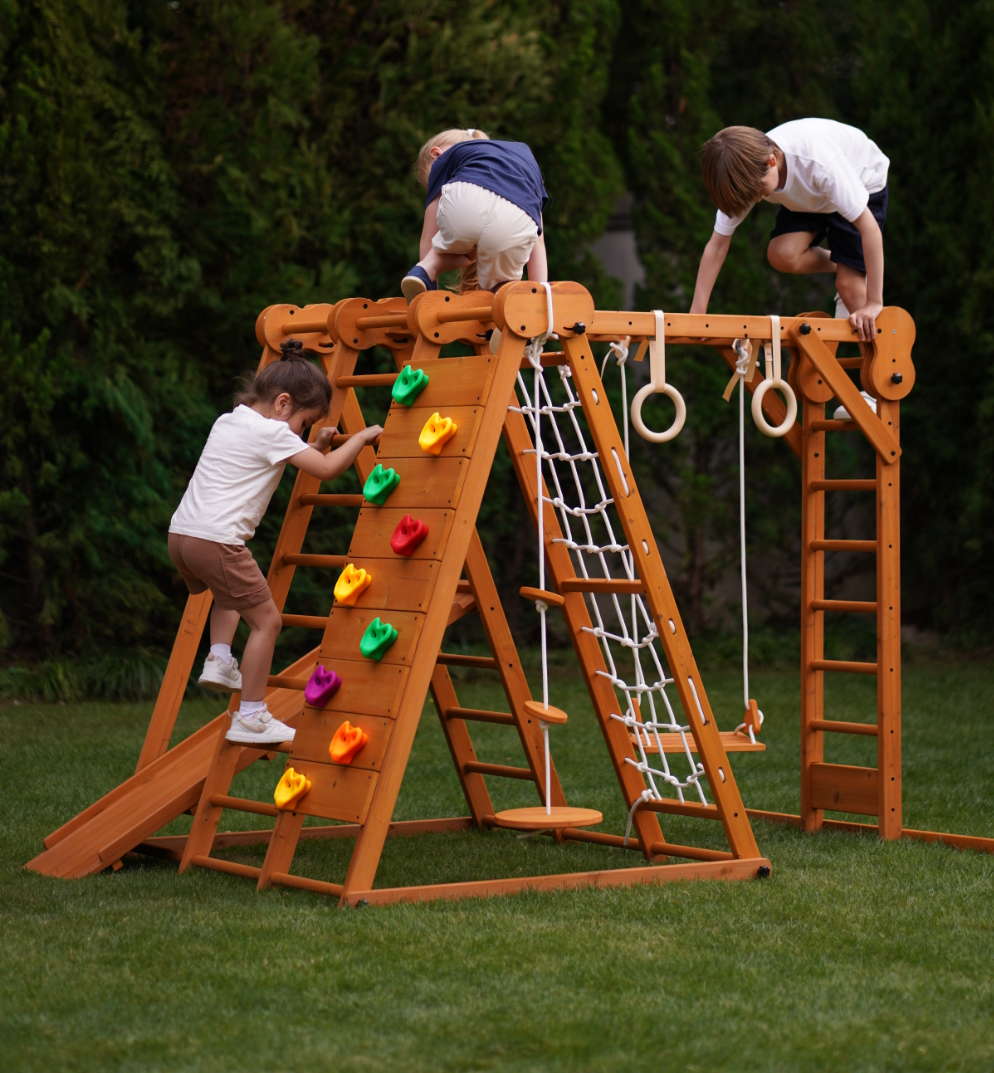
[689,118,889,343]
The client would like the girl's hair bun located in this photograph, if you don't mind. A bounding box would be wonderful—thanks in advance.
[280,340,305,361]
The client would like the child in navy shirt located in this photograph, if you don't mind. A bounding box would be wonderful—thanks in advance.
[402,128,549,302]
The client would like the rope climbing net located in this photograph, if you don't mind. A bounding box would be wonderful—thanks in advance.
[511,311,710,839]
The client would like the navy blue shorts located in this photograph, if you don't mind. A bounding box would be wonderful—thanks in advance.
[769,186,888,274]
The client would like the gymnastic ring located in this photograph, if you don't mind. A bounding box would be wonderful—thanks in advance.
[751,377,798,438]
[631,382,687,444]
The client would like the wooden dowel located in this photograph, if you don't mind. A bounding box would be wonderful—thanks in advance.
[649,841,735,862]
[329,432,381,447]
[463,761,535,781]
[560,828,645,852]
[640,799,721,819]
[281,553,348,568]
[810,599,877,614]
[808,659,879,675]
[810,420,859,433]
[191,854,262,880]
[209,794,279,817]
[268,871,345,897]
[298,493,364,508]
[559,578,645,595]
[335,373,399,388]
[809,719,879,736]
[436,653,498,669]
[281,318,329,335]
[809,539,877,553]
[436,305,493,323]
[281,614,329,630]
[353,313,410,330]
[266,673,308,690]
[808,479,876,492]
[446,706,516,726]
[837,357,864,368]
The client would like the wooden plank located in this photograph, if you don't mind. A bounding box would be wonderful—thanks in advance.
[348,507,454,561]
[277,760,378,824]
[334,557,438,613]
[809,762,880,815]
[364,456,469,510]
[341,857,771,906]
[288,710,394,771]
[322,607,424,665]
[377,405,482,459]
[402,353,496,408]
[590,309,860,343]
[306,658,409,718]
[560,578,645,595]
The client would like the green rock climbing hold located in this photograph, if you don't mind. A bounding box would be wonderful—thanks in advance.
[360,617,399,661]
[363,463,400,505]
[391,365,429,407]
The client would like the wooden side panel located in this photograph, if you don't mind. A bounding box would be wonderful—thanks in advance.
[377,406,482,459]
[405,354,495,407]
[288,711,394,771]
[333,558,438,613]
[809,763,880,815]
[363,456,468,510]
[348,508,454,561]
[306,659,408,718]
[322,607,424,665]
[282,760,378,824]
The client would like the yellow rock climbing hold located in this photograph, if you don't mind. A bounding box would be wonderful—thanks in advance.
[418,412,458,456]
[274,767,311,811]
[334,563,372,606]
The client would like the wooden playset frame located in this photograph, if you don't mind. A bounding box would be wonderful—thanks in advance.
[25,282,991,907]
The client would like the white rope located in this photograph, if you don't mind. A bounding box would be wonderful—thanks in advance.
[601,336,630,459]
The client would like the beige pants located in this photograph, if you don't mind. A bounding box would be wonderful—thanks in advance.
[432,181,539,291]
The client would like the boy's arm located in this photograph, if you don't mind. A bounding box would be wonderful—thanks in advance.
[526,224,547,283]
[288,426,383,482]
[850,208,884,342]
[689,231,732,314]
[420,197,441,259]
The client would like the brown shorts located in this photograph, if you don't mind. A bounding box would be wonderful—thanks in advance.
[168,533,272,611]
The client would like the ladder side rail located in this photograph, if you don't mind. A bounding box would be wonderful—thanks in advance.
[562,335,761,860]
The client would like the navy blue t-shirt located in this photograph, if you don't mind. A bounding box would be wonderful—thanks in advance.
[425,140,549,232]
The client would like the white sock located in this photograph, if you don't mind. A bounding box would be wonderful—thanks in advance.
[834,292,850,319]
[209,643,233,664]
[239,699,265,718]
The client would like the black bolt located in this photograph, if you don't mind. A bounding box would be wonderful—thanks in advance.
[891,372,903,384]
[800,323,811,335]
[569,321,586,335]
[757,865,771,879]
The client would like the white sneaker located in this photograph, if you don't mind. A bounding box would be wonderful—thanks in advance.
[489,328,502,355]
[834,292,850,320]
[198,653,242,692]
[834,391,877,421]
[225,705,296,745]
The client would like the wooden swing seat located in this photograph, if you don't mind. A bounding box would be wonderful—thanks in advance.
[493,806,603,831]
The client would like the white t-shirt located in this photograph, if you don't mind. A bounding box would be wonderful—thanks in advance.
[169,405,307,545]
[715,118,890,235]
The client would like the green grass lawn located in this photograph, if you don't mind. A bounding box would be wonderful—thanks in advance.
[2,658,993,1071]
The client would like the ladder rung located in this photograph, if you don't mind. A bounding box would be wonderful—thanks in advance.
[298,494,364,508]
[810,599,878,614]
[329,432,381,447]
[335,373,399,388]
[446,707,516,726]
[809,540,877,553]
[456,579,473,593]
[281,614,329,629]
[209,794,279,817]
[267,673,307,690]
[191,854,262,880]
[269,871,344,897]
[518,352,569,369]
[837,356,864,368]
[808,480,876,492]
[436,654,498,669]
[463,761,534,780]
[809,659,879,675]
[809,719,879,737]
[520,585,565,607]
[437,304,493,324]
[559,578,645,595]
[810,420,858,433]
[281,553,348,568]
[354,313,410,330]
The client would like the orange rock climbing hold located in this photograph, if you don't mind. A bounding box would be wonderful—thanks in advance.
[334,563,372,606]
[418,412,458,455]
[274,767,312,811]
[329,720,369,765]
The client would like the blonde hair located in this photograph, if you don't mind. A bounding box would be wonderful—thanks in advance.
[700,126,774,218]
[415,127,490,186]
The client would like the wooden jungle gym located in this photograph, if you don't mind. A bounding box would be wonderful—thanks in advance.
[26,282,993,905]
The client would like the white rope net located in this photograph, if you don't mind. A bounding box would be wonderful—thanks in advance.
[511,336,710,842]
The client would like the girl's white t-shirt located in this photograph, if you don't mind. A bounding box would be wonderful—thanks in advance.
[169,405,307,545]
[715,118,890,235]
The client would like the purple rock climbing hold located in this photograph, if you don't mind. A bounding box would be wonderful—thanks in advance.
[305,664,342,708]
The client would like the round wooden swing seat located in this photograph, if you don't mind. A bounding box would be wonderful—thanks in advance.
[493,806,603,831]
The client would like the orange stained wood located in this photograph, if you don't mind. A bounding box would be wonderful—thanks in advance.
[869,307,916,400]
[288,711,393,771]
[492,806,603,831]
[809,762,880,815]
[333,557,438,613]
[378,405,481,458]
[398,354,497,408]
[413,290,494,346]
[523,700,568,725]
[275,759,379,824]
[493,280,595,339]
[262,302,337,352]
[716,346,802,459]
[322,607,424,665]
[334,296,414,351]
[348,507,453,561]
[519,585,565,607]
[365,455,469,510]
[634,730,766,754]
[589,309,861,344]
[305,658,408,718]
